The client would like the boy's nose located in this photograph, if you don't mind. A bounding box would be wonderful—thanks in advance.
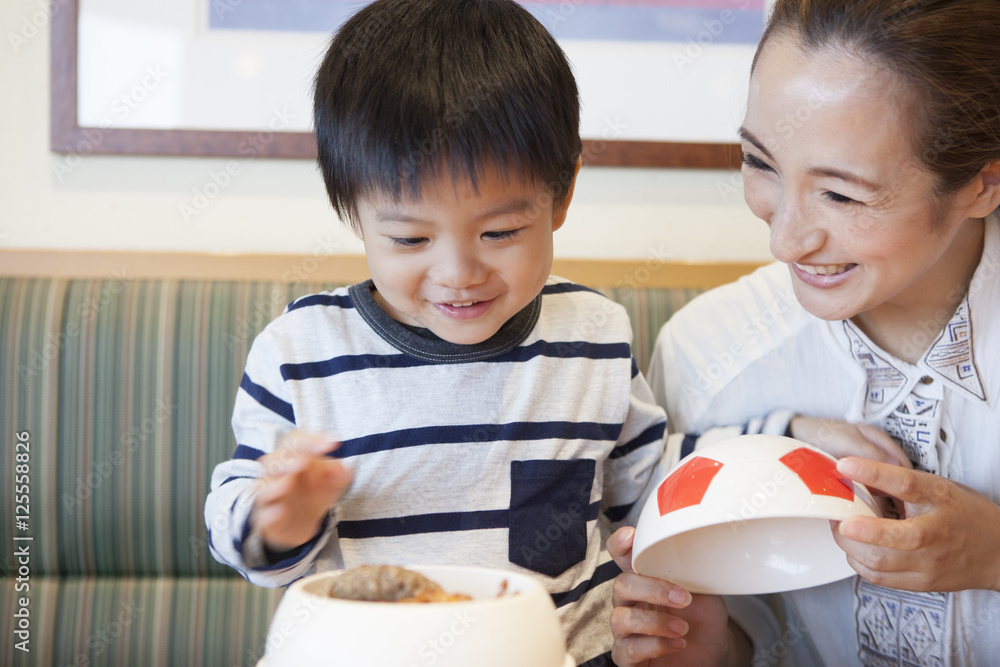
[432,249,486,289]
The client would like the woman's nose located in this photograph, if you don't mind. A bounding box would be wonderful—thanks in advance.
[768,197,826,263]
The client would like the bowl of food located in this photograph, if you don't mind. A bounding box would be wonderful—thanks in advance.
[632,434,881,595]
[263,564,572,667]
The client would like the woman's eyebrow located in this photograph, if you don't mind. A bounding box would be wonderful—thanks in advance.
[739,126,883,192]
[738,127,775,161]
[805,166,883,193]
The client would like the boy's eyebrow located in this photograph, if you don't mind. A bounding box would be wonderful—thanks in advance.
[739,126,882,193]
[374,198,538,224]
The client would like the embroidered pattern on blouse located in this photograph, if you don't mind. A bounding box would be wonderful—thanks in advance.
[857,581,951,667]
[840,304,989,666]
[843,323,908,418]
[922,296,986,401]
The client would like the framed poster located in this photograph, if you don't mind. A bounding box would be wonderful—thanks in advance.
[52,0,770,167]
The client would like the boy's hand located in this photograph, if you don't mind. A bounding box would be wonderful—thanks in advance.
[607,527,738,667]
[789,417,911,468]
[252,430,353,552]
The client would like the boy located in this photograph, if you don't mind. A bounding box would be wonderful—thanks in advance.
[205,0,669,662]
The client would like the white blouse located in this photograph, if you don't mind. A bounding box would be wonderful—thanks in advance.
[648,217,1000,666]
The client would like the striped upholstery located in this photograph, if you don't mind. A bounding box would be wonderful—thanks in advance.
[0,277,702,667]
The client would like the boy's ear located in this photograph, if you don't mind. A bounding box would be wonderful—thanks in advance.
[551,157,582,232]
[965,158,1000,219]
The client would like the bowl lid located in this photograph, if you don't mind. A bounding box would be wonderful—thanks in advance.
[632,435,880,595]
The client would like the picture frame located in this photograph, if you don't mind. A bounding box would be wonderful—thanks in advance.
[51,0,762,169]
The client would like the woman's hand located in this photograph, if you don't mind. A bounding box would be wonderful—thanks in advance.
[607,527,741,667]
[252,430,354,552]
[835,456,1000,593]
[789,417,911,467]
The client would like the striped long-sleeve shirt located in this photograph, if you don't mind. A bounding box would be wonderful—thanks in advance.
[205,277,672,665]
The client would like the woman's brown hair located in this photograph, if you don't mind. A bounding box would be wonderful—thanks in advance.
[754,0,1000,196]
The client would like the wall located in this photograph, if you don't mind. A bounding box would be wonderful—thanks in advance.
[0,0,772,264]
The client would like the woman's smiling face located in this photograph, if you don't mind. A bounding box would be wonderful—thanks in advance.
[740,32,985,324]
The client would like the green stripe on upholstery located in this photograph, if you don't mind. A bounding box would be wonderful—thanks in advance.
[598,286,704,373]
[1,576,283,667]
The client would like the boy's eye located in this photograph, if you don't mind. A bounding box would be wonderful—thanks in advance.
[483,229,522,241]
[391,237,427,248]
[740,152,774,173]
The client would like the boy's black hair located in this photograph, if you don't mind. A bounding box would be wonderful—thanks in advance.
[313,0,582,230]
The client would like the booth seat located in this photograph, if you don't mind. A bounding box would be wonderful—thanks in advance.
[0,252,749,666]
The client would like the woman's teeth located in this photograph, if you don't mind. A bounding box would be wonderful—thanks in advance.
[795,263,851,276]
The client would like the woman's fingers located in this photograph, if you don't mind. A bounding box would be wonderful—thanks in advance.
[613,572,692,609]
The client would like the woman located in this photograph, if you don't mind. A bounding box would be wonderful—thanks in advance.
[608,0,1000,664]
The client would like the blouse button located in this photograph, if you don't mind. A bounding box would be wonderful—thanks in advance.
[919,375,933,385]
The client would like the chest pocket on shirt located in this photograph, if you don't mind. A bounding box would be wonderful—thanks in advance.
[509,459,595,578]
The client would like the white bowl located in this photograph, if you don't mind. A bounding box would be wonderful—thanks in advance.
[632,434,881,595]
[263,564,571,667]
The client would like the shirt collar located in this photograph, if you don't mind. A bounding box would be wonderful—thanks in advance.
[919,294,986,401]
[841,218,999,413]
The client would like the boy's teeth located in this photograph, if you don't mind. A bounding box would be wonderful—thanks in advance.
[448,301,476,307]
[795,263,850,276]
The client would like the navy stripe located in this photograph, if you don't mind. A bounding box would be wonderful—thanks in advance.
[680,433,699,458]
[336,421,623,458]
[240,373,295,423]
[286,292,354,312]
[220,475,254,486]
[233,444,265,461]
[551,559,621,608]
[542,282,599,296]
[237,516,330,572]
[578,652,615,667]
[631,357,639,378]
[503,340,630,364]
[280,340,631,381]
[337,509,508,539]
[603,502,633,524]
[281,352,426,380]
[609,421,665,459]
[338,502,599,539]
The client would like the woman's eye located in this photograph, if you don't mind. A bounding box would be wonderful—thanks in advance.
[483,229,522,241]
[391,237,427,248]
[823,191,858,205]
[740,152,774,173]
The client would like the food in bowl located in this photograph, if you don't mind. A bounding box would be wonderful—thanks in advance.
[264,565,570,667]
[326,564,473,603]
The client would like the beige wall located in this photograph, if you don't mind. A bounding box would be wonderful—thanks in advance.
[1,0,771,264]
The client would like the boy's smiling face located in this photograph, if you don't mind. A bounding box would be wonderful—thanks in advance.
[355,164,575,345]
